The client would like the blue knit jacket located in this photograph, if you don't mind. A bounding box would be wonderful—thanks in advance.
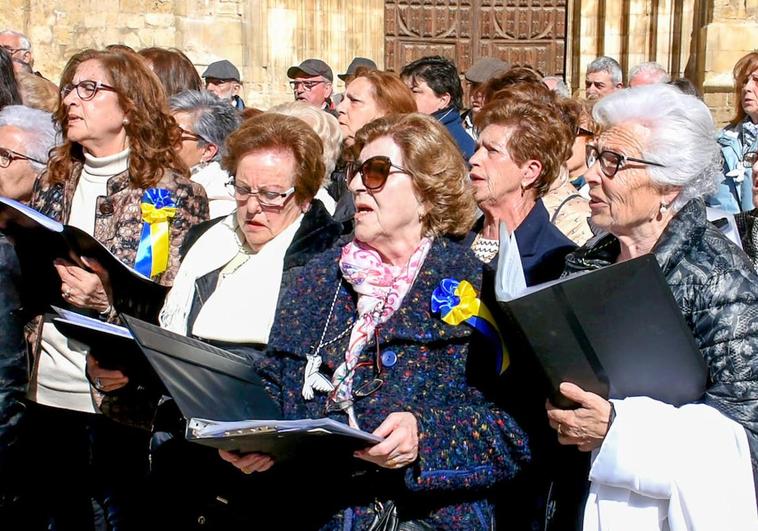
[258,236,530,530]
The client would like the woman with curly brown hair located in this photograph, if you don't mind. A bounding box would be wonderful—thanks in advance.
[21,47,208,530]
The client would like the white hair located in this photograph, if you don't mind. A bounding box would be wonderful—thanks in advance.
[592,84,720,211]
[587,56,623,86]
[629,62,670,84]
[0,105,58,172]
[543,76,570,97]
[0,30,31,51]
[268,101,343,183]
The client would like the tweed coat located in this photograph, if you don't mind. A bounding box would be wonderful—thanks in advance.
[25,162,209,375]
[564,198,758,486]
[255,236,530,530]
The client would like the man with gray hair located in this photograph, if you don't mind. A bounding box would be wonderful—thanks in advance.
[0,30,34,75]
[0,105,57,203]
[170,90,241,218]
[585,56,624,99]
[543,75,571,97]
[628,61,671,88]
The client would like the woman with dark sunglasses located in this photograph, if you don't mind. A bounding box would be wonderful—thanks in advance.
[220,113,530,529]
[547,84,758,528]
[21,47,208,530]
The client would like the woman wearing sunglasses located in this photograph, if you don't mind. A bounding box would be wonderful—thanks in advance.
[23,47,208,529]
[546,84,758,529]
[220,113,530,529]
[169,89,241,219]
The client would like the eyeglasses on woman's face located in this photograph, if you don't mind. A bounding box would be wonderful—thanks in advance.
[178,127,209,145]
[346,155,411,191]
[0,147,44,168]
[585,144,666,178]
[60,80,117,101]
[226,179,296,208]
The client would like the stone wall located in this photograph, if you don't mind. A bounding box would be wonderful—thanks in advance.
[2,0,758,122]
[0,0,384,109]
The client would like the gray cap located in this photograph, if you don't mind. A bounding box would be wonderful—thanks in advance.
[287,59,333,82]
[338,57,377,81]
[465,57,510,84]
[202,60,241,82]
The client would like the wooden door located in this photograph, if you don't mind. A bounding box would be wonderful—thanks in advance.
[384,0,567,77]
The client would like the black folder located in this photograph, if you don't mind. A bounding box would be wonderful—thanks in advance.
[0,197,168,316]
[498,254,708,408]
[121,315,382,458]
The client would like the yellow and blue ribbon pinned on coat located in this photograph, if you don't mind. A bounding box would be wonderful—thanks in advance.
[431,278,510,374]
[135,188,176,278]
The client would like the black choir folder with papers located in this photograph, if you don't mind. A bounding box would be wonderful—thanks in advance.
[0,196,168,314]
[120,315,382,458]
[497,254,708,408]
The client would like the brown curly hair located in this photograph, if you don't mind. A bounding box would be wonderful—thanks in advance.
[138,47,203,98]
[46,48,188,188]
[222,113,324,206]
[352,113,477,237]
[475,84,574,198]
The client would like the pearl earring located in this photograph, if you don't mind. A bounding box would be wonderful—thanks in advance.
[659,201,669,215]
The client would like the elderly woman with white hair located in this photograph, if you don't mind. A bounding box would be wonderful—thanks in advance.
[268,100,342,215]
[170,89,241,218]
[545,84,758,529]
[0,104,57,202]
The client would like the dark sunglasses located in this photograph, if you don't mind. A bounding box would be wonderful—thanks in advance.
[346,156,411,191]
[585,144,666,178]
[576,126,594,137]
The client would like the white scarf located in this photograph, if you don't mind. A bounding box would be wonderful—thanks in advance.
[190,161,236,219]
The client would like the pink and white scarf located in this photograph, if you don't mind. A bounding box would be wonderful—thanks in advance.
[333,237,432,428]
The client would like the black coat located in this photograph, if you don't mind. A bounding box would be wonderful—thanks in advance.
[0,233,28,507]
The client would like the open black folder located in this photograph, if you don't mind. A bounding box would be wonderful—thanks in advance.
[0,197,168,316]
[497,254,708,408]
[121,315,382,458]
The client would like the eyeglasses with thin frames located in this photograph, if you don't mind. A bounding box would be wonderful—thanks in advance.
[289,80,325,92]
[226,180,296,208]
[585,144,666,178]
[324,328,385,414]
[0,147,44,168]
[178,127,209,145]
[0,45,28,56]
[60,80,118,101]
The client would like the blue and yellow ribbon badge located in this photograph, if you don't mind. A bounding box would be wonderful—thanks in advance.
[135,188,176,278]
[431,278,510,374]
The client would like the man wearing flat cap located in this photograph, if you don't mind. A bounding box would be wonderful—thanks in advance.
[202,59,245,110]
[287,58,336,115]
[462,57,510,139]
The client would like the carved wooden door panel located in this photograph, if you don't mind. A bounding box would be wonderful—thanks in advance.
[385,0,567,77]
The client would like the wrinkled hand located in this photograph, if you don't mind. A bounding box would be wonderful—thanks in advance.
[354,412,418,469]
[219,450,274,474]
[86,353,129,393]
[546,382,612,452]
[54,257,111,312]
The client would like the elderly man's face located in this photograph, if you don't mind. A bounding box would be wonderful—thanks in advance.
[205,78,240,103]
[584,123,669,236]
[291,74,332,108]
[585,71,620,100]
[0,125,40,203]
[0,34,32,68]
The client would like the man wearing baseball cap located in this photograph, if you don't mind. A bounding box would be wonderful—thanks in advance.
[462,57,510,139]
[202,59,245,110]
[287,58,335,115]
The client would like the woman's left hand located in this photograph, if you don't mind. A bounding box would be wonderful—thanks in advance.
[54,258,111,312]
[354,412,419,469]
[546,382,612,452]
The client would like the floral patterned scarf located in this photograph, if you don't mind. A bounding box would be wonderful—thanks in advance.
[332,237,432,428]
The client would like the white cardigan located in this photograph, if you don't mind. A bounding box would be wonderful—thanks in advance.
[583,397,758,531]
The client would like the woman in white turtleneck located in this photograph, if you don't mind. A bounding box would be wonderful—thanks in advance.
[24,48,208,529]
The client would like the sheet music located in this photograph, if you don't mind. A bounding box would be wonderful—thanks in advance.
[51,306,133,339]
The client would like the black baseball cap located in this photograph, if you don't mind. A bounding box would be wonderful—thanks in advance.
[338,57,377,81]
